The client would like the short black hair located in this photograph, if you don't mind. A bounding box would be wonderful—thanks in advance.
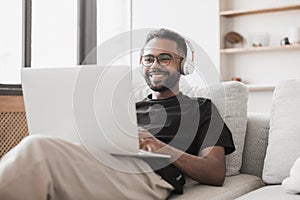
[142,28,187,58]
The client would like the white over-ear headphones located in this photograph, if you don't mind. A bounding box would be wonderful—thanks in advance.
[180,39,195,75]
[139,38,195,75]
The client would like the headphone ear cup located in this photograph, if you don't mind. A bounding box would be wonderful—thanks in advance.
[180,58,186,75]
[181,58,194,75]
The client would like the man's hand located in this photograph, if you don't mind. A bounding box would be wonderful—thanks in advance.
[138,128,166,153]
[138,128,226,186]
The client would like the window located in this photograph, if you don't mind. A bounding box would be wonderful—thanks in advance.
[0,0,23,84]
[0,0,97,94]
[31,0,77,67]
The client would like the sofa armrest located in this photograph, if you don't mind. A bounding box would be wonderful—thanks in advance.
[240,112,270,178]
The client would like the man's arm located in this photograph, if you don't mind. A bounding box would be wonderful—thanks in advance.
[139,129,226,186]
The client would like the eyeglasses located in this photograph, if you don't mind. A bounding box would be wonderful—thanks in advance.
[141,53,182,67]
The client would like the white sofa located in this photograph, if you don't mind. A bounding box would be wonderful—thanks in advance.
[1,79,300,199]
[134,79,300,199]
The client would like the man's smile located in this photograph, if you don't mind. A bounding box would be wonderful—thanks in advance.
[148,70,170,82]
[150,73,166,82]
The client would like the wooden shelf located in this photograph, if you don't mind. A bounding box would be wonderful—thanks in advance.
[246,84,275,92]
[220,44,300,54]
[220,4,300,17]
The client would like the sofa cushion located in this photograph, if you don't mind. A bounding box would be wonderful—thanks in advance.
[133,81,248,176]
[282,156,300,194]
[263,79,300,184]
[169,174,265,200]
[182,81,248,176]
[236,185,300,200]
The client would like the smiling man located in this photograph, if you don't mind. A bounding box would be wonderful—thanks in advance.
[0,28,235,200]
[137,29,235,194]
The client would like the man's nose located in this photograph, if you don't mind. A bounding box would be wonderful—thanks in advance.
[150,58,160,69]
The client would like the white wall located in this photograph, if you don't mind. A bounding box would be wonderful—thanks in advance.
[97,0,131,45]
[132,0,221,87]
[96,0,300,113]
[132,0,219,68]
[96,0,131,66]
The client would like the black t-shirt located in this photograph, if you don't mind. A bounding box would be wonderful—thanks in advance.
[136,92,235,193]
[136,92,235,155]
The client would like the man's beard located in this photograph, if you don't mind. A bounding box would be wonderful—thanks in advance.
[145,69,180,92]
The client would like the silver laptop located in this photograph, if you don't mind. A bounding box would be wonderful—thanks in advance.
[21,65,170,158]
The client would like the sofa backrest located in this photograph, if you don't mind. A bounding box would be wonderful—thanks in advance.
[240,113,270,178]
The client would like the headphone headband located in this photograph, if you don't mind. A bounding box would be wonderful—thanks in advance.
[185,39,194,60]
[181,39,195,75]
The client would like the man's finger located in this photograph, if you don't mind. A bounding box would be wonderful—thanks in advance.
[146,145,152,152]
[139,138,153,149]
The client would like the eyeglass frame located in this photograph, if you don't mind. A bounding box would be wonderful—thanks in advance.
[140,53,183,67]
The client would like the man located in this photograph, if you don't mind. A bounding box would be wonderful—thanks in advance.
[0,29,235,200]
[137,29,235,194]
